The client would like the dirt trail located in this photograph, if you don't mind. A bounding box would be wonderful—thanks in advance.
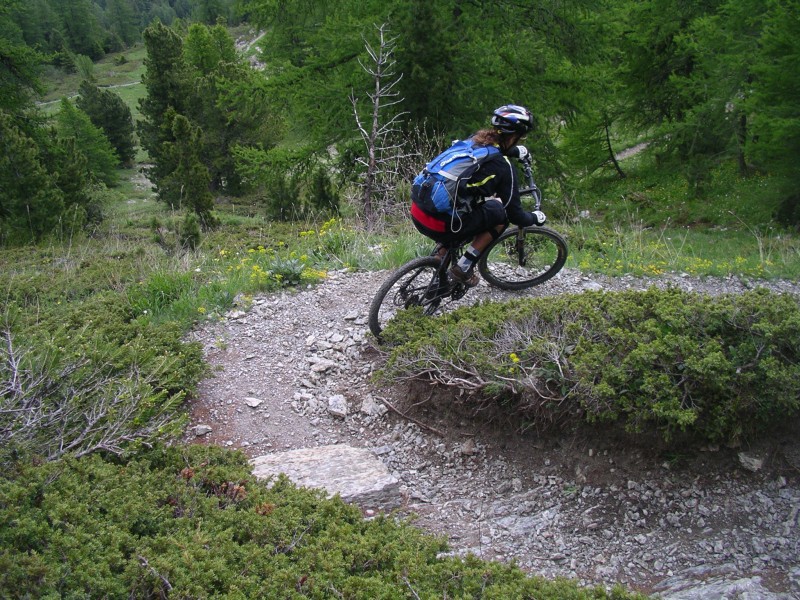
[185,268,800,598]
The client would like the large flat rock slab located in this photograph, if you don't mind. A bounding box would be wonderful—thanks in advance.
[251,444,400,509]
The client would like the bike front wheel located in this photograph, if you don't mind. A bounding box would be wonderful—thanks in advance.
[368,256,443,339]
[478,226,568,290]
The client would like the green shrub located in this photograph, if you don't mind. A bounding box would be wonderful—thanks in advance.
[260,171,303,221]
[0,334,184,464]
[380,288,800,445]
[269,256,304,286]
[0,446,643,599]
[179,211,201,249]
[0,292,205,464]
[56,292,206,397]
[306,166,340,214]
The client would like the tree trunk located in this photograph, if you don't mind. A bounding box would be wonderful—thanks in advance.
[736,112,749,177]
[605,123,626,179]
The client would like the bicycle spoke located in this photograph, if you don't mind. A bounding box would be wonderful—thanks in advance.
[479,227,568,290]
[369,257,443,338]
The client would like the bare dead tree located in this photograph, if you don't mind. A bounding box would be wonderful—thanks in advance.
[350,23,412,230]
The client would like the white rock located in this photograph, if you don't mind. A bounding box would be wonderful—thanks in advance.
[460,439,476,456]
[360,396,387,417]
[738,451,765,472]
[193,424,212,436]
[309,357,338,372]
[251,444,400,509]
[328,394,348,418]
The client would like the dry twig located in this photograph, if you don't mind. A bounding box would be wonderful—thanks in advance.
[375,396,445,437]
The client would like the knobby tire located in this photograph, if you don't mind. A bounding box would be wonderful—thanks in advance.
[478,226,568,290]
[368,256,442,339]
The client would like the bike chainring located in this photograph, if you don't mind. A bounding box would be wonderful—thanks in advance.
[450,282,468,300]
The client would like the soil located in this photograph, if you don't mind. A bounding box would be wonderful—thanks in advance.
[184,267,800,598]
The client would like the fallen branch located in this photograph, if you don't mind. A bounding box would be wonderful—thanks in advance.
[138,555,173,595]
[375,396,445,437]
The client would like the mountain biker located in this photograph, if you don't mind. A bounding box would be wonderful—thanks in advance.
[410,104,546,286]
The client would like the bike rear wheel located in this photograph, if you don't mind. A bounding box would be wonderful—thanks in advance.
[368,256,443,338]
[478,226,568,290]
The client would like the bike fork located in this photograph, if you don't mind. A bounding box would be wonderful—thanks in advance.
[515,229,527,266]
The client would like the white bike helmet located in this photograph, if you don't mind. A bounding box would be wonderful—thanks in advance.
[491,104,533,134]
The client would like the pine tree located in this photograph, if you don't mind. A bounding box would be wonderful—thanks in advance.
[0,5,45,118]
[138,20,189,192]
[183,21,236,74]
[0,111,64,242]
[77,80,136,167]
[55,98,119,187]
[106,0,139,47]
[160,114,217,228]
[40,135,91,217]
[748,0,800,224]
[53,0,104,59]
[181,22,277,195]
[392,0,460,135]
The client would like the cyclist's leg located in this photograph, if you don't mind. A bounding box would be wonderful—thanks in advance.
[432,242,448,261]
[451,202,508,277]
[467,201,508,252]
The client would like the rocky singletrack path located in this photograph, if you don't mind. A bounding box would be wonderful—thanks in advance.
[185,267,800,598]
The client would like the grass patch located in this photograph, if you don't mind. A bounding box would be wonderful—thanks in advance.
[111,80,147,123]
[114,167,156,203]
[565,220,800,280]
[577,152,787,230]
[39,44,146,104]
[93,44,148,85]
[297,218,428,271]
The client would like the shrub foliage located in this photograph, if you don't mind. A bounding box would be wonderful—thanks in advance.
[380,288,800,444]
[0,445,642,599]
[0,290,205,465]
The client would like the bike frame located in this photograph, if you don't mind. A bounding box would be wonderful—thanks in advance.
[423,243,470,307]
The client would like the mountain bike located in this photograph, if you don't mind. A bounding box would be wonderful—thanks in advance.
[368,158,568,339]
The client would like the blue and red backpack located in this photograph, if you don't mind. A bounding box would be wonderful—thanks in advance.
[410,139,499,233]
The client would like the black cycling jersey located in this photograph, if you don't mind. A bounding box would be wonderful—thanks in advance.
[462,147,536,228]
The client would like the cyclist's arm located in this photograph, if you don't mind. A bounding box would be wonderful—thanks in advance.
[466,156,536,226]
[496,157,536,227]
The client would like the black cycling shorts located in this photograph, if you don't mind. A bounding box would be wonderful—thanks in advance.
[411,199,508,244]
